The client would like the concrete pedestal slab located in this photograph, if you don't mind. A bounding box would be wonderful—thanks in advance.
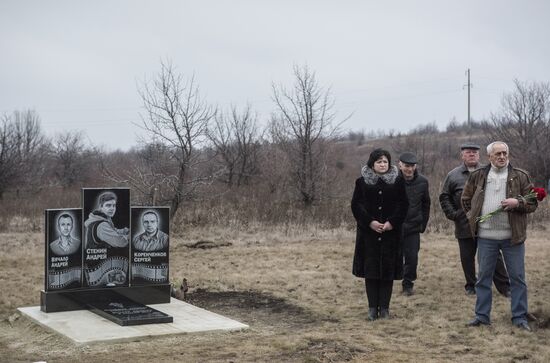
[18,298,248,344]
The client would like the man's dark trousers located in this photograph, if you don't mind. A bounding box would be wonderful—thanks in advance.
[402,233,420,289]
[458,237,510,294]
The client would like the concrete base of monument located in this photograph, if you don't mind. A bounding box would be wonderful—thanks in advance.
[18,298,249,344]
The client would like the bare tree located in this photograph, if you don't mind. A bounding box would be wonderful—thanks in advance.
[52,130,96,188]
[486,79,550,185]
[102,142,175,205]
[0,114,19,199]
[207,111,238,186]
[207,104,262,186]
[137,61,216,217]
[271,65,343,206]
[0,110,49,199]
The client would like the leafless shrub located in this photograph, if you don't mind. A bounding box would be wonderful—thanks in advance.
[101,143,177,206]
[207,104,262,186]
[52,131,98,188]
[408,121,439,135]
[271,64,347,206]
[0,110,49,199]
[486,79,550,185]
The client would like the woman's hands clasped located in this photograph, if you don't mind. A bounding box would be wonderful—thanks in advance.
[369,221,393,234]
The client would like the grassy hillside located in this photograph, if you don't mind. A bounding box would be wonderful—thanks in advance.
[2,227,549,362]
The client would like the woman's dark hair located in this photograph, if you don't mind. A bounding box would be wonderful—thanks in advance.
[367,148,392,168]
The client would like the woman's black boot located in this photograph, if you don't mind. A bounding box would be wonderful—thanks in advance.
[367,307,378,321]
[379,308,390,319]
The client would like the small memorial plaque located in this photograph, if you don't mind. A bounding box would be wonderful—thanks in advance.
[45,209,83,290]
[131,207,170,285]
[82,188,130,288]
[84,290,173,326]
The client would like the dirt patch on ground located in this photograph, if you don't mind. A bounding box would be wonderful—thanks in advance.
[185,289,336,331]
[534,311,550,330]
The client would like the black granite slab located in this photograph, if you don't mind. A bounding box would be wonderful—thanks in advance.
[84,290,172,326]
[40,284,171,313]
[130,207,170,286]
[45,209,83,290]
[82,188,131,288]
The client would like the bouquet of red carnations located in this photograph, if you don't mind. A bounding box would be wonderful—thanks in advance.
[476,187,547,223]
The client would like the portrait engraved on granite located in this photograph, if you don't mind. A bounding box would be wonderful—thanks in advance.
[45,209,83,290]
[82,188,130,288]
[131,207,170,285]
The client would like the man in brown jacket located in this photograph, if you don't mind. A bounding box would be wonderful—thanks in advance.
[462,141,537,331]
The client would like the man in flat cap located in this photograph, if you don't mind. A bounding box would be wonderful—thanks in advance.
[398,152,430,296]
[439,143,510,296]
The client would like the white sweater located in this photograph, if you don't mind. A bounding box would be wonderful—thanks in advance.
[478,166,512,240]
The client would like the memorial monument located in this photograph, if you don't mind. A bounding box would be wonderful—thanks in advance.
[40,187,173,325]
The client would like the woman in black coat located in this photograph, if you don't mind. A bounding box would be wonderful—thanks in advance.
[351,148,409,320]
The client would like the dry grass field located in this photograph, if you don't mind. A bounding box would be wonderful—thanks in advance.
[1,226,550,362]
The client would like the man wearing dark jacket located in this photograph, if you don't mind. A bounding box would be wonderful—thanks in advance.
[439,143,510,296]
[398,152,430,296]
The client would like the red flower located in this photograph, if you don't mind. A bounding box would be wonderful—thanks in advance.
[476,187,546,224]
[532,187,547,201]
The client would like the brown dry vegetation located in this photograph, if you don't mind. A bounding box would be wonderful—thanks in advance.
[1,225,550,363]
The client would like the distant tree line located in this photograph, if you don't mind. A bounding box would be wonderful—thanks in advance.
[1,64,549,232]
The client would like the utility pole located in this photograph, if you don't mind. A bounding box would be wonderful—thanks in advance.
[464,69,472,126]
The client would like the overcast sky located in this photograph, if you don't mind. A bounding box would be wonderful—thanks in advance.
[2,1,550,150]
